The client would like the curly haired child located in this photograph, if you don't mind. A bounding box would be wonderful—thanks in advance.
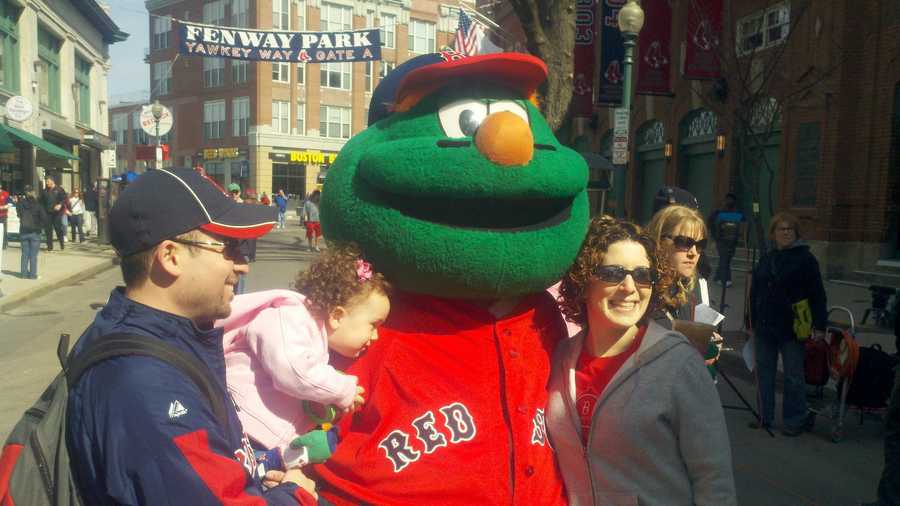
[218,243,391,456]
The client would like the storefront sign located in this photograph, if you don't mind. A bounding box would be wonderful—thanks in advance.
[636,0,672,95]
[290,150,337,164]
[178,21,381,63]
[203,147,241,160]
[4,96,33,122]
[612,108,629,165]
[140,105,174,137]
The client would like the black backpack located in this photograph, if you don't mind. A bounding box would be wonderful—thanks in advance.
[847,343,898,409]
[0,332,227,506]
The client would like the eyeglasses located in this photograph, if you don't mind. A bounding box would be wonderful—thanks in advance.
[171,237,243,259]
[594,265,656,287]
[776,227,794,232]
[662,235,707,252]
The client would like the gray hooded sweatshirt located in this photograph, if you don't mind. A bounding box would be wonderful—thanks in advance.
[546,320,737,506]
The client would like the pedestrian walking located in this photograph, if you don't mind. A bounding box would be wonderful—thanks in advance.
[16,186,47,279]
[708,193,745,287]
[65,168,315,505]
[749,211,827,436]
[39,176,67,251]
[0,183,9,250]
[548,215,736,506]
[274,189,288,229]
[302,190,322,251]
[68,189,86,243]
[84,182,99,236]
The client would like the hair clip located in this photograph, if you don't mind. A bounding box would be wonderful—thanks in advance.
[356,259,373,282]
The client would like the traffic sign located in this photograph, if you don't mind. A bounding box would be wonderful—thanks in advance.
[4,96,33,122]
[140,104,173,137]
[612,108,630,165]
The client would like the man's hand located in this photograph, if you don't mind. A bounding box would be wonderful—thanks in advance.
[53,204,61,211]
[264,468,318,498]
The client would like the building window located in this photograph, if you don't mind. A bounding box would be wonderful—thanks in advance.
[37,26,61,113]
[297,0,305,29]
[232,60,249,84]
[380,61,395,79]
[320,105,350,139]
[152,15,171,50]
[202,0,225,25]
[75,55,91,125]
[152,61,172,95]
[273,62,290,83]
[203,100,226,139]
[112,112,128,144]
[272,163,306,198]
[321,2,351,31]
[132,113,150,145]
[381,13,396,48]
[231,0,248,27]
[408,19,435,54]
[273,0,289,30]
[297,63,305,84]
[296,102,305,134]
[737,2,790,56]
[272,100,290,134]
[0,0,21,94]
[365,61,372,92]
[232,96,249,136]
[204,57,225,87]
[320,62,351,90]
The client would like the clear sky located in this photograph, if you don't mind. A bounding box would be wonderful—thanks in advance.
[106,0,150,103]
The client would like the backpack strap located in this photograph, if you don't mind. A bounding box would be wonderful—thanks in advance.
[65,333,228,427]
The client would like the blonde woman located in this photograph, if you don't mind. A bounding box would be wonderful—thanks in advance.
[646,204,722,376]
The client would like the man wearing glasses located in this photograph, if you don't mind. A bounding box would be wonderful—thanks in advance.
[66,169,316,505]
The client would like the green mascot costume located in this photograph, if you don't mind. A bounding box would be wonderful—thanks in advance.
[314,50,590,505]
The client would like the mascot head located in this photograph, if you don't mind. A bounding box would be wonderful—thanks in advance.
[320,50,589,299]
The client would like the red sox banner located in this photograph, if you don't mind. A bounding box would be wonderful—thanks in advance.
[597,0,625,105]
[636,0,672,95]
[683,0,722,79]
[572,0,597,117]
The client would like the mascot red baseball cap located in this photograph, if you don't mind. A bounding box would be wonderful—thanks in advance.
[109,168,276,256]
[368,50,548,125]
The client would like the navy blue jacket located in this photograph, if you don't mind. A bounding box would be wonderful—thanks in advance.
[749,242,828,340]
[66,288,315,505]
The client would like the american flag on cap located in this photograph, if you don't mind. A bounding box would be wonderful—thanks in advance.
[454,9,484,56]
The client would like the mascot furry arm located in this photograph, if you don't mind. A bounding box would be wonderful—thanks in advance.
[314,51,590,505]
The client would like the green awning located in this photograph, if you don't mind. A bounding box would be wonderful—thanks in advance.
[0,129,14,153]
[0,124,78,160]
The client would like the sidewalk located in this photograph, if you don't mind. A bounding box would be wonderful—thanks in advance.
[0,237,118,312]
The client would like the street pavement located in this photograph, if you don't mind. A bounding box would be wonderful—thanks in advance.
[0,226,894,504]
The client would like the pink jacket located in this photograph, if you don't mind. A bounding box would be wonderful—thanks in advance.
[218,289,358,451]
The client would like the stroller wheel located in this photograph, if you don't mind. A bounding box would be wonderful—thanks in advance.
[831,427,843,443]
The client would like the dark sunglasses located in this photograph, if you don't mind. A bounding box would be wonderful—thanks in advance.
[171,237,243,259]
[594,265,656,287]
[662,235,707,252]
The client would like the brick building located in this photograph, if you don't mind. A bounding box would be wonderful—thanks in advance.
[143,0,471,198]
[483,0,900,283]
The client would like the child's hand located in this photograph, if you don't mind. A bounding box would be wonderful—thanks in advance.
[348,386,365,413]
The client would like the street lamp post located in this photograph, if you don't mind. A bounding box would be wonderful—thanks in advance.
[616,0,645,218]
[151,99,163,169]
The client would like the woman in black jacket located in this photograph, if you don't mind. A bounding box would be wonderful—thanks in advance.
[749,212,827,436]
[17,186,49,279]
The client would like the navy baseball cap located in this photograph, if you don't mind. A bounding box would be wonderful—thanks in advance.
[109,168,277,256]
[652,186,700,213]
[368,50,548,125]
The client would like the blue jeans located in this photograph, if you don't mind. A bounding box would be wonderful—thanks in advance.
[19,232,40,279]
[235,273,246,295]
[755,332,807,429]
[277,211,286,228]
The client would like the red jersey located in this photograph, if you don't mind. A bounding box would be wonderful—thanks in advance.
[314,291,568,505]
[574,326,646,444]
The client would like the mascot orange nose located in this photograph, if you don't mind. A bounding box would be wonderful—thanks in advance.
[474,111,534,166]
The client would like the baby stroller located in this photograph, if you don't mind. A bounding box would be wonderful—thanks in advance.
[805,306,861,443]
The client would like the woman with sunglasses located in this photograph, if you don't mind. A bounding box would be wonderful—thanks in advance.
[646,204,723,378]
[547,215,736,506]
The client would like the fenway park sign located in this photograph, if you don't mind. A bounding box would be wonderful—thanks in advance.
[178,21,382,63]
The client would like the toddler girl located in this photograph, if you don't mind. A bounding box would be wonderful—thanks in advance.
[219,243,391,459]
